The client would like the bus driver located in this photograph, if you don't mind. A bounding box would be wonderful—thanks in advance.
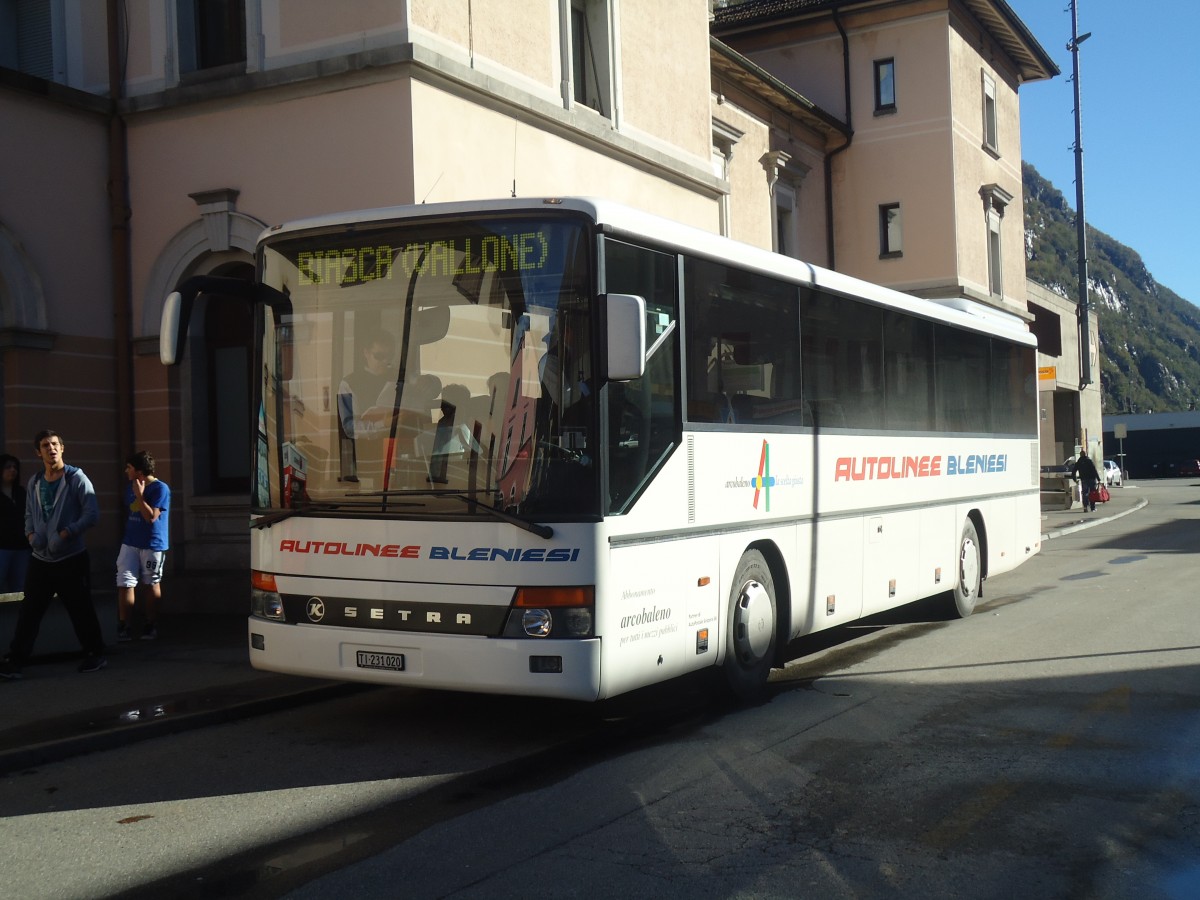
[337,332,398,484]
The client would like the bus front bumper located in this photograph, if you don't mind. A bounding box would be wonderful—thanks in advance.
[247,618,603,701]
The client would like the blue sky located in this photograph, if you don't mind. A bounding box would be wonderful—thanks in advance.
[1007,1,1198,306]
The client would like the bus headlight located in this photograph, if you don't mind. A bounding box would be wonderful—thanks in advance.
[251,571,285,621]
[562,607,593,636]
[503,586,595,638]
[522,609,553,637]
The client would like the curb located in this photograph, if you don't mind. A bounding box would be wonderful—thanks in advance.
[1041,496,1148,541]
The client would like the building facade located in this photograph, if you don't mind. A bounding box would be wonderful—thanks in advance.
[0,0,1072,608]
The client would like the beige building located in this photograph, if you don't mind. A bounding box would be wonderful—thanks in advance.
[713,0,1056,312]
[1029,282,1102,465]
[0,0,1079,607]
[711,0,1099,474]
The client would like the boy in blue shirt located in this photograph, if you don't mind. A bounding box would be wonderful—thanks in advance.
[116,450,170,641]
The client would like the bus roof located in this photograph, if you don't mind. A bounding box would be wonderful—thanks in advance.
[261,196,1035,347]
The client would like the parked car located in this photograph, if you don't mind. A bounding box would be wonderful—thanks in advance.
[1102,459,1123,487]
[1178,459,1200,477]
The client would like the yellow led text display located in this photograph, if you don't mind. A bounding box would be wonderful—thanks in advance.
[297,232,551,286]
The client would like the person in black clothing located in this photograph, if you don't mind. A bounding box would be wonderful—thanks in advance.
[0,453,30,593]
[1071,449,1102,513]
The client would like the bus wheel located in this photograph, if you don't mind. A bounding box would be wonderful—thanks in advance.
[723,550,777,702]
[951,519,982,618]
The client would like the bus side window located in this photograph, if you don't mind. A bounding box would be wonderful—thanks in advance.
[684,257,800,429]
[602,239,679,513]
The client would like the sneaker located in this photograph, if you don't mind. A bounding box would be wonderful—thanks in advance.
[78,655,107,674]
[0,658,22,681]
[140,625,158,641]
[117,624,132,642]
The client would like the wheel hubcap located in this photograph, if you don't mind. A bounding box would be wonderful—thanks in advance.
[960,538,980,596]
[733,579,773,664]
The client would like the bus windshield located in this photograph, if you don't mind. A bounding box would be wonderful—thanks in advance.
[255,216,596,520]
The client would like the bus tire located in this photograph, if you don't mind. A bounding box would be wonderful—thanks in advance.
[723,549,777,702]
[951,518,982,618]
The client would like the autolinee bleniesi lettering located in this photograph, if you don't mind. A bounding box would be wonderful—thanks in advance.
[279,540,420,558]
[835,455,942,481]
[945,453,1008,475]
[278,541,581,563]
[833,453,1009,481]
[428,546,580,562]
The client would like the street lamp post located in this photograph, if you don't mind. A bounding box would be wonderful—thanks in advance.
[1069,1,1092,394]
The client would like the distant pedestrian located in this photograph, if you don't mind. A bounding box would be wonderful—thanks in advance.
[1071,449,1102,513]
[0,430,104,679]
[116,450,170,641]
[0,453,31,593]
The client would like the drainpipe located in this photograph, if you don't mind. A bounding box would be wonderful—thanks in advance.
[107,0,134,464]
[823,10,853,271]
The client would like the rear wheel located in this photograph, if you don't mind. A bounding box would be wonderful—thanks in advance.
[723,550,777,702]
[950,519,982,618]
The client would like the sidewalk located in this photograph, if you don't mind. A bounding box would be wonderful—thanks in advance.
[1040,480,1147,540]
[0,613,360,775]
[0,487,1147,775]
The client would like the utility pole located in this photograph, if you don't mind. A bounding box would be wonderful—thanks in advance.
[1069,1,1092,392]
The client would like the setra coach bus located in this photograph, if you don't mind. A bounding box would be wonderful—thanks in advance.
[160,197,1041,702]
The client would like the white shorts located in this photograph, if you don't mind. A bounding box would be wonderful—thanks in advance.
[116,544,166,588]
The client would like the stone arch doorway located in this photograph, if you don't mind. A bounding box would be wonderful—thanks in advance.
[141,197,265,611]
[189,259,255,497]
[171,254,257,605]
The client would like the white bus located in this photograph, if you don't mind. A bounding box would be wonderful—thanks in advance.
[161,197,1041,701]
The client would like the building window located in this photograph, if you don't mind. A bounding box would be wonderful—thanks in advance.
[712,120,743,239]
[879,203,902,258]
[0,0,57,80]
[982,71,999,155]
[874,58,896,114]
[1028,302,1063,356]
[775,185,796,258]
[569,0,612,117]
[177,0,246,75]
[987,211,1003,297]
[980,183,1013,298]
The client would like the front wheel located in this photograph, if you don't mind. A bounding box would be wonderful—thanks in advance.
[949,519,982,618]
[723,550,777,702]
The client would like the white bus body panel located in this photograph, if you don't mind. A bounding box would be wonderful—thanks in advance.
[603,430,1041,694]
[249,620,602,701]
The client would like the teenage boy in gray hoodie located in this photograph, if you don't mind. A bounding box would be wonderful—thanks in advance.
[0,429,104,678]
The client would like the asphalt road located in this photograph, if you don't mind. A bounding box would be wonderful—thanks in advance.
[2,480,1198,899]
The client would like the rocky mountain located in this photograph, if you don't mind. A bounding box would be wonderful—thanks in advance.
[1023,162,1200,413]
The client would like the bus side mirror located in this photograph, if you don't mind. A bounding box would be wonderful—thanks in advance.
[604,293,646,382]
[160,291,184,365]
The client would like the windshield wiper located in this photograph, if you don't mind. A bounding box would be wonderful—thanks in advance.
[365,489,554,539]
[445,493,554,539]
[250,498,426,529]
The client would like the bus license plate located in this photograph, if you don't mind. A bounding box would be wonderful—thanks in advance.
[356,650,405,672]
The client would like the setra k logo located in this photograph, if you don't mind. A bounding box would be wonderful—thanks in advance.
[306,597,326,623]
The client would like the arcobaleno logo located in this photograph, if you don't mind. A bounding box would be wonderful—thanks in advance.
[752,439,773,510]
[620,606,672,628]
[724,439,801,509]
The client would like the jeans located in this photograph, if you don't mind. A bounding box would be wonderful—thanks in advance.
[1082,478,1099,511]
[0,547,30,593]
